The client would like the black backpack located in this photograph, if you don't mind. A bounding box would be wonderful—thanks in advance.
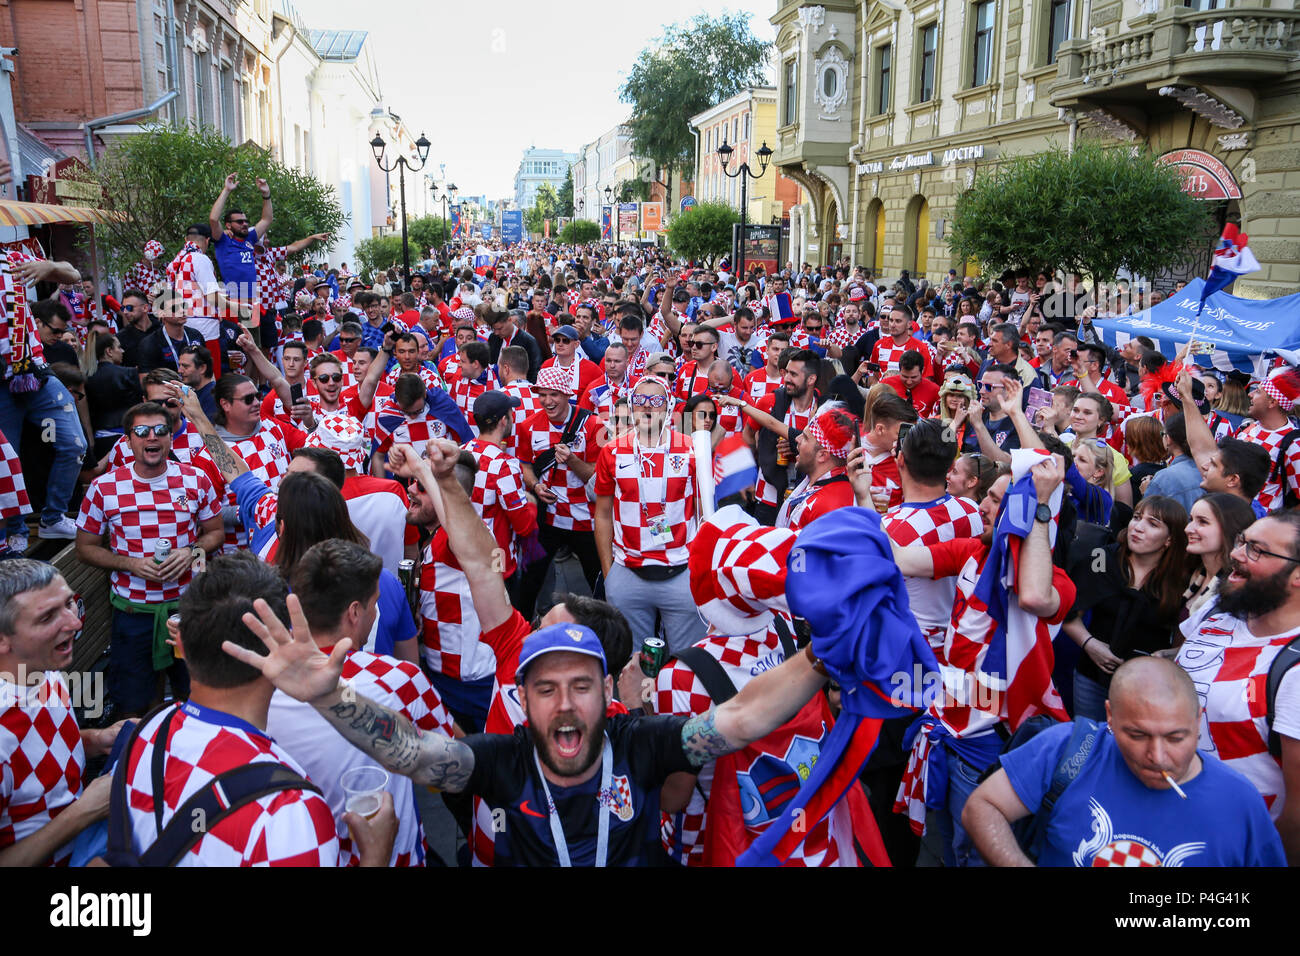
[1267,428,1300,510]
[105,703,322,867]
[1267,635,1300,757]
[673,616,797,704]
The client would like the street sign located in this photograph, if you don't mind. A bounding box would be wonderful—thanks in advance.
[680,196,697,213]
[501,209,523,243]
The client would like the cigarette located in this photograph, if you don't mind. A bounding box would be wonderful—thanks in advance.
[1162,771,1188,799]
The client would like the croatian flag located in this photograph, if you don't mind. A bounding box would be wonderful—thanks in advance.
[472,245,498,275]
[712,434,758,508]
[1198,223,1260,315]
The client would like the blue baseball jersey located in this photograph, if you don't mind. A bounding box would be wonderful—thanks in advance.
[212,228,260,298]
[464,713,697,867]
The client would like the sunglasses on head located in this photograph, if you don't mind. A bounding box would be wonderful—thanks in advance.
[316,372,344,384]
[131,423,170,437]
[630,393,668,408]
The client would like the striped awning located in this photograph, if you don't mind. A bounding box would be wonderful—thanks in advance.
[0,200,122,227]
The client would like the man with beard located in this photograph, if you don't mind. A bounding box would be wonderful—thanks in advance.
[742,349,820,526]
[1176,510,1300,863]
[228,438,843,867]
[209,173,272,317]
[76,402,224,715]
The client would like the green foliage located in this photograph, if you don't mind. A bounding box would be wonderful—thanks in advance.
[615,179,651,203]
[665,201,739,267]
[619,12,771,181]
[83,124,346,279]
[353,235,404,280]
[556,167,574,218]
[559,219,601,244]
[353,216,447,280]
[948,140,1215,283]
[408,216,450,257]
[525,183,559,236]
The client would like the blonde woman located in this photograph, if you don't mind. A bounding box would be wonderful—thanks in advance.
[1069,438,1115,525]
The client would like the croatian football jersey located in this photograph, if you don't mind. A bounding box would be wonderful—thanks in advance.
[1237,422,1300,512]
[0,426,29,521]
[122,702,338,866]
[464,437,533,578]
[748,394,814,509]
[418,532,493,682]
[449,368,499,431]
[742,368,782,405]
[882,494,985,651]
[503,380,542,459]
[78,460,221,603]
[371,397,453,458]
[593,431,697,568]
[822,324,863,353]
[516,408,605,532]
[222,420,294,551]
[268,649,454,866]
[871,336,934,377]
[0,673,84,865]
[384,363,444,393]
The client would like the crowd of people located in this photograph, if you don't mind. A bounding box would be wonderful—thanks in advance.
[0,178,1297,868]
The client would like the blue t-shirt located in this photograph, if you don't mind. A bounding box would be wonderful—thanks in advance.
[371,570,416,658]
[212,228,260,298]
[1002,722,1285,867]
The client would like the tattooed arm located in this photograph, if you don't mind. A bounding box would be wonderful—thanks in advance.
[679,645,828,768]
[225,594,476,792]
[166,381,249,479]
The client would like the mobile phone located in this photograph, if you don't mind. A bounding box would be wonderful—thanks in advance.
[290,382,304,405]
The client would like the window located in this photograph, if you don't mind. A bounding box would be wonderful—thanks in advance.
[1047,0,1071,63]
[919,23,938,102]
[733,118,739,143]
[876,44,892,114]
[972,1,995,87]
[744,111,750,141]
[194,49,207,125]
[783,60,798,125]
[822,67,838,100]
[706,127,711,153]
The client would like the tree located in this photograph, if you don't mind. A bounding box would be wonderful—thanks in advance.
[81,123,346,279]
[665,201,739,267]
[620,13,770,209]
[407,216,450,258]
[615,179,651,204]
[559,220,601,244]
[948,141,1214,284]
[525,182,559,236]
[353,235,404,280]
[556,167,574,218]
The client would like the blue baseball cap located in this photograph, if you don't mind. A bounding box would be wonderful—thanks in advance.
[515,622,607,682]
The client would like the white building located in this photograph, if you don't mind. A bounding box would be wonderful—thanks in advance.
[513,146,577,210]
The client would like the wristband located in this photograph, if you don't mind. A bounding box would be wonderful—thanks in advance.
[1083,636,1095,651]
[804,644,829,677]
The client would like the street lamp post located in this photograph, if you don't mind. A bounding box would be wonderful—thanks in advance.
[430,181,459,254]
[371,130,431,291]
[717,136,773,283]
[604,185,617,251]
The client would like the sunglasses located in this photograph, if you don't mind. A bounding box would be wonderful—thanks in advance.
[131,423,170,437]
[697,409,718,419]
[630,393,668,408]
[157,398,182,409]
[232,393,260,405]
[316,373,344,384]
[339,336,360,344]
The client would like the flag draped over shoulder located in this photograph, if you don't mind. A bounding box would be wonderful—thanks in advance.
[737,506,937,867]
[1198,223,1260,315]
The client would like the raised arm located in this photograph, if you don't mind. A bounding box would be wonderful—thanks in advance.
[236,331,292,412]
[252,178,273,239]
[227,594,475,791]
[284,233,330,256]
[170,381,249,480]
[357,334,394,411]
[1176,369,1217,472]
[969,409,1012,465]
[1017,455,1065,618]
[659,274,681,337]
[720,395,788,440]
[210,172,238,239]
[1001,380,1045,451]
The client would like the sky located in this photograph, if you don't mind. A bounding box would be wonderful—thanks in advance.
[295,0,778,199]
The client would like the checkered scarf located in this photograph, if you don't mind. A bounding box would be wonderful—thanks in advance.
[166,242,202,284]
[0,253,38,392]
[688,506,794,635]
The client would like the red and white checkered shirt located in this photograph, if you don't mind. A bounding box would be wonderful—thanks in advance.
[464,437,532,578]
[675,361,713,402]
[0,426,30,522]
[268,649,454,866]
[871,336,934,377]
[1176,613,1299,820]
[822,323,864,353]
[516,408,605,532]
[1237,422,1300,512]
[449,368,499,432]
[741,368,783,405]
[384,363,444,393]
[371,395,455,460]
[418,532,494,682]
[78,460,221,603]
[221,421,294,551]
[122,702,339,866]
[0,249,43,369]
[883,494,985,652]
[166,243,220,324]
[255,246,289,308]
[593,430,697,568]
[0,673,84,865]
[123,260,165,298]
[503,379,541,459]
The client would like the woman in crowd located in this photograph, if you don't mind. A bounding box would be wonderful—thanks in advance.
[1064,494,1192,720]
[681,393,723,448]
[938,374,977,451]
[1180,492,1258,637]
[1124,414,1168,501]
[946,452,999,504]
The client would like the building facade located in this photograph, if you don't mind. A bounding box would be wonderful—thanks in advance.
[692,86,803,231]
[769,0,1300,299]
[513,146,577,210]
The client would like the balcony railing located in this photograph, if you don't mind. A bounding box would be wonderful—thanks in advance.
[1051,5,1299,104]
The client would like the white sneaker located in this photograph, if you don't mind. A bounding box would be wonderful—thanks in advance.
[38,516,78,540]
[6,532,28,553]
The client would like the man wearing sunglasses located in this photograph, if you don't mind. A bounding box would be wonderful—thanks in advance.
[539,324,600,405]
[116,289,159,369]
[209,172,272,319]
[77,401,224,715]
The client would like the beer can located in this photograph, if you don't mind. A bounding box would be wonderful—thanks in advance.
[398,559,416,591]
[639,637,668,678]
[153,540,172,566]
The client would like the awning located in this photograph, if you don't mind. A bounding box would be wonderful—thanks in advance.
[0,200,122,227]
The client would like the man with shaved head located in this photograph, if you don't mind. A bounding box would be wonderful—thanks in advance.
[961,658,1285,867]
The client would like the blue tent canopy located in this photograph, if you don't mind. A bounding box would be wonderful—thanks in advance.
[1089,278,1300,377]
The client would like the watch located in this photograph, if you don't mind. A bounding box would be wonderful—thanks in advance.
[1034,502,1052,524]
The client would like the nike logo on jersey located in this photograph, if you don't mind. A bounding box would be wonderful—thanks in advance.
[518,800,546,819]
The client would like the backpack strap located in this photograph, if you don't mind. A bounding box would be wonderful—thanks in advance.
[1027,718,1099,861]
[674,646,739,705]
[105,701,180,867]
[139,762,323,867]
[1268,428,1300,508]
[771,615,797,659]
[1266,635,1300,757]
